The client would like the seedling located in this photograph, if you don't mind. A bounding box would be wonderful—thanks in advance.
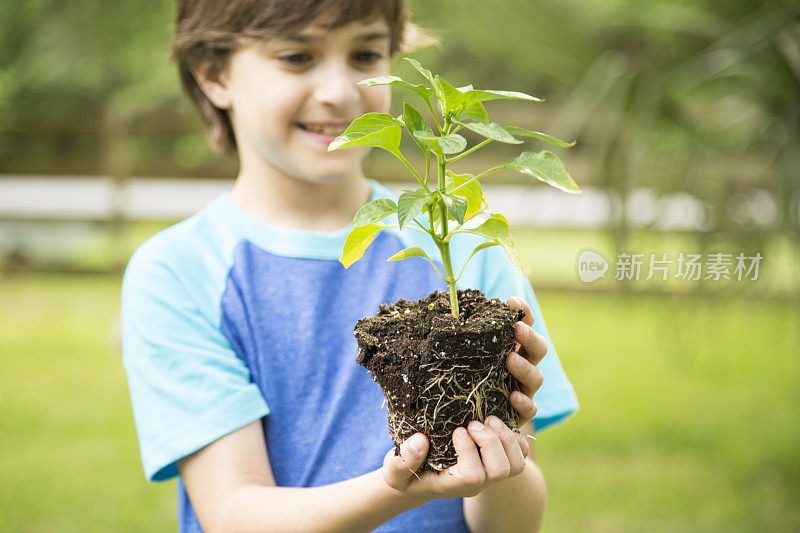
[330,58,580,317]
[332,60,582,470]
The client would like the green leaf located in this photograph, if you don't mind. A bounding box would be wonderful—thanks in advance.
[359,74,401,85]
[455,120,522,144]
[351,198,398,226]
[441,191,468,224]
[403,57,437,88]
[328,112,404,155]
[403,102,433,157]
[387,246,445,281]
[433,75,467,117]
[403,61,538,122]
[397,189,430,229]
[465,214,512,242]
[329,125,402,157]
[358,75,434,101]
[462,89,543,105]
[503,151,581,194]
[455,101,489,123]
[411,131,443,157]
[340,112,404,133]
[412,131,467,155]
[340,224,387,268]
[387,246,432,262]
[470,241,501,256]
[445,171,483,219]
[463,214,523,271]
[505,126,576,148]
[438,133,467,154]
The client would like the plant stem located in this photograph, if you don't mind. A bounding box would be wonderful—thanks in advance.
[397,152,429,193]
[437,152,447,191]
[436,151,460,317]
[426,99,443,133]
[439,239,459,317]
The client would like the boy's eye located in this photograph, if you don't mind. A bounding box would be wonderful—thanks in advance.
[353,51,385,64]
[277,50,385,68]
[279,53,312,65]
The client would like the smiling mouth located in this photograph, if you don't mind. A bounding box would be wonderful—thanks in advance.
[297,123,349,137]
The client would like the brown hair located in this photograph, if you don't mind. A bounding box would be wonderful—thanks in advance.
[171,0,434,155]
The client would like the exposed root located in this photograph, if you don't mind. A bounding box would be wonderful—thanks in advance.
[356,289,524,472]
[382,342,519,471]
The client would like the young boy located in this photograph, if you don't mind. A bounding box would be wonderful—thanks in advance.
[121,1,579,531]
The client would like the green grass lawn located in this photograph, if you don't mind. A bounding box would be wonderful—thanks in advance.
[0,274,175,532]
[537,290,800,532]
[12,220,800,298]
[0,274,797,532]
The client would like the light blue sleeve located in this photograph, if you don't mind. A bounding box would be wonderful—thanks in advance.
[454,236,579,433]
[120,239,269,482]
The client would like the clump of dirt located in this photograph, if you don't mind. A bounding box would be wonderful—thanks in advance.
[355,288,524,472]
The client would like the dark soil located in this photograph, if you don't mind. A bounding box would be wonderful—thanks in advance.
[355,289,524,472]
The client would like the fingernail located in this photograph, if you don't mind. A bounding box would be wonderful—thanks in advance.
[487,417,503,430]
[468,421,484,432]
[409,433,425,454]
[515,322,526,336]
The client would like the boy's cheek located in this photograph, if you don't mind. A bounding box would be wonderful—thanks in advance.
[363,85,391,113]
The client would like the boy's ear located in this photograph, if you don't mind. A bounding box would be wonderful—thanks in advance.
[192,58,233,110]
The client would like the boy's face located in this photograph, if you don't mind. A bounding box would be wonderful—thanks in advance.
[212,15,392,185]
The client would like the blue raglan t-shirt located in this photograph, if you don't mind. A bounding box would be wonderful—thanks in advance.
[121,179,578,533]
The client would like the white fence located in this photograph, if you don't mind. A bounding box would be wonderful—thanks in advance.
[0,175,720,231]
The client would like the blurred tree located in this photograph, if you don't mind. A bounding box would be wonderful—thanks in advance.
[0,0,178,126]
[409,0,799,249]
[0,0,797,246]
[0,0,223,177]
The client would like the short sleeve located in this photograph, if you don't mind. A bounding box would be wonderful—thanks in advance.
[476,244,579,433]
[121,245,269,482]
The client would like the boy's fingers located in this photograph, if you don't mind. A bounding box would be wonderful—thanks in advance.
[507,296,534,327]
[442,427,485,495]
[467,420,511,482]
[507,297,533,354]
[511,390,539,422]
[506,352,545,396]
[485,416,526,476]
[513,324,548,366]
[382,433,428,491]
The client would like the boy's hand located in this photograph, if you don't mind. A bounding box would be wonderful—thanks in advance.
[382,296,546,500]
[382,422,529,499]
[505,296,546,429]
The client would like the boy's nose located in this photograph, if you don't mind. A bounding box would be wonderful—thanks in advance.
[313,62,361,109]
